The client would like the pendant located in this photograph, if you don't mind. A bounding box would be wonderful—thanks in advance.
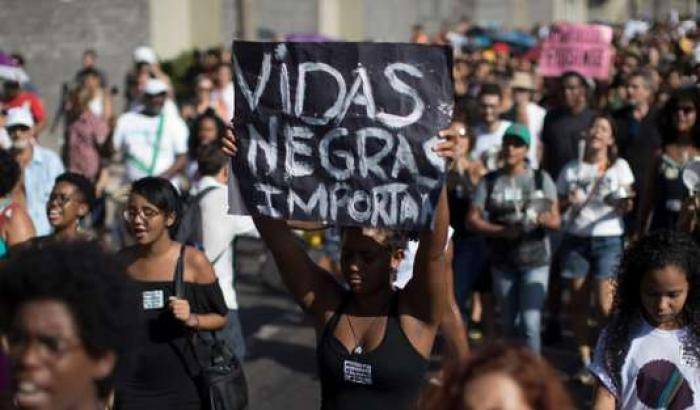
[353,346,364,355]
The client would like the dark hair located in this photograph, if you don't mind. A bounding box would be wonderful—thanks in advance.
[0,240,139,398]
[55,172,96,211]
[0,149,21,198]
[79,67,101,79]
[83,49,97,58]
[603,230,700,392]
[560,70,589,89]
[421,343,574,410]
[587,113,619,168]
[188,109,226,159]
[197,142,229,177]
[658,88,700,147]
[478,82,502,100]
[130,177,181,237]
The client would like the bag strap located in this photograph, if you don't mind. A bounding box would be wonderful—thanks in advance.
[126,114,165,176]
[564,169,605,230]
[534,169,544,191]
[173,244,186,299]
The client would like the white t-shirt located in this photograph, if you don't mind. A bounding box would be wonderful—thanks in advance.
[394,227,454,289]
[590,320,700,410]
[471,121,512,172]
[524,102,546,169]
[113,110,188,182]
[211,82,234,122]
[556,158,635,237]
[198,176,259,310]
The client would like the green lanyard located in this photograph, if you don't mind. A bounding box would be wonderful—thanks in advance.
[127,114,166,176]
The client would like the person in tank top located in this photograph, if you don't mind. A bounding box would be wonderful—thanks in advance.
[221,126,455,410]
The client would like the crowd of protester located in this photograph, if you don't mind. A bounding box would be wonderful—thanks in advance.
[1,12,700,410]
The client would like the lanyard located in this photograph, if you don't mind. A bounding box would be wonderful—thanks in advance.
[127,114,165,176]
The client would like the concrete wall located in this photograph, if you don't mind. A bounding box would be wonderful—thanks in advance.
[0,0,150,147]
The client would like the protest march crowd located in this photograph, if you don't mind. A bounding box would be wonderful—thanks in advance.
[1,10,700,410]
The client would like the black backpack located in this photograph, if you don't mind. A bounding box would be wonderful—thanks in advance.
[175,186,218,249]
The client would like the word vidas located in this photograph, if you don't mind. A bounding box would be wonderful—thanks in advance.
[231,41,454,229]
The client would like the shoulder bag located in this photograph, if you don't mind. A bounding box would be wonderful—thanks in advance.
[174,246,249,410]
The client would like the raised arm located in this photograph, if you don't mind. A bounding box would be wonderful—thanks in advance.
[402,185,450,326]
[221,126,341,325]
[254,216,342,322]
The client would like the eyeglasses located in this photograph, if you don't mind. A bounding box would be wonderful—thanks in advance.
[48,193,74,207]
[5,331,82,361]
[122,207,161,221]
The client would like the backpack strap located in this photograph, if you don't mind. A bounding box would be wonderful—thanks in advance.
[534,168,544,191]
[484,171,499,206]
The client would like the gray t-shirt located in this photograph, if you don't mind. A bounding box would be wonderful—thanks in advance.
[472,167,558,270]
[473,168,558,215]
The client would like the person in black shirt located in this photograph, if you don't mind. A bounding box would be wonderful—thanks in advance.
[540,71,596,180]
[640,88,700,234]
[540,71,595,344]
[221,127,454,410]
[612,69,662,236]
[115,177,227,410]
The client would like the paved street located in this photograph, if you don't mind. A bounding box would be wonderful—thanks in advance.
[238,274,320,410]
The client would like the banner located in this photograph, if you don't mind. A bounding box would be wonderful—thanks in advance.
[231,41,453,230]
[538,24,613,80]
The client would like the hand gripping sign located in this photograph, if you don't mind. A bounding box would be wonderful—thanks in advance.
[229,41,453,230]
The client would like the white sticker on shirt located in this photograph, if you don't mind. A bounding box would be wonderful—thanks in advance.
[503,186,523,203]
[142,290,165,310]
[343,360,373,385]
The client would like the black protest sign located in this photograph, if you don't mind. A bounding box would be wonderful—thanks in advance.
[232,41,453,230]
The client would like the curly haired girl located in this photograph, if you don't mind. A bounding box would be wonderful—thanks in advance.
[590,230,700,409]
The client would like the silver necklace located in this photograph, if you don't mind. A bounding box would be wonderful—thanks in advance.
[345,302,390,355]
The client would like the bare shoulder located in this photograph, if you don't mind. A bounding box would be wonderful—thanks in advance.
[184,245,217,284]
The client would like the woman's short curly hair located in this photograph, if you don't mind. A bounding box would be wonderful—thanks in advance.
[421,343,575,410]
[0,149,21,198]
[0,240,139,398]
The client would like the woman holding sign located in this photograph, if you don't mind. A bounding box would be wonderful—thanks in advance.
[222,127,454,410]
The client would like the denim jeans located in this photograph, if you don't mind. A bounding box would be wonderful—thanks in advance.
[559,235,623,280]
[492,265,549,353]
[452,235,487,314]
[220,309,246,362]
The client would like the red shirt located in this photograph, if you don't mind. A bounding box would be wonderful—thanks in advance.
[3,91,46,123]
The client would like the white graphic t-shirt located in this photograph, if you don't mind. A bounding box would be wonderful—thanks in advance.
[590,320,700,410]
[556,158,635,237]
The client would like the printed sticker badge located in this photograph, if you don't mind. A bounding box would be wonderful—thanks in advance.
[343,360,373,385]
[142,290,165,310]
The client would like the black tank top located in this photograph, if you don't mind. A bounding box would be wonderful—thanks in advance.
[317,293,429,410]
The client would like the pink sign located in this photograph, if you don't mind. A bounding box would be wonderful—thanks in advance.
[538,24,614,80]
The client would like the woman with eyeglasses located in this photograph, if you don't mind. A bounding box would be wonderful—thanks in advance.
[0,240,138,410]
[33,172,95,244]
[114,177,227,410]
[0,149,34,258]
[641,88,700,234]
